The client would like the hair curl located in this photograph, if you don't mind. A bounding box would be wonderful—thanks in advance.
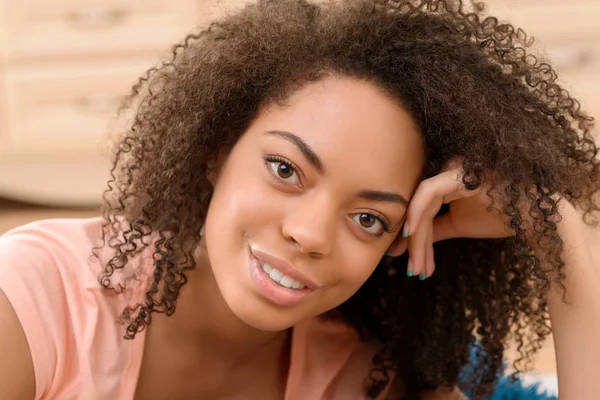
[98,0,600,398]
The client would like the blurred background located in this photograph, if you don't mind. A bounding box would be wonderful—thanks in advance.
[1,0,599,395]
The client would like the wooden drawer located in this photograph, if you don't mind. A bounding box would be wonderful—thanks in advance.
[482,0,600,125]
[484,0,600,44]
[0,1,7,59]
[1,57,153,156]
[198,0,257,25]
[0,157,109,207]
[545,40,600,120]
[564,73,600,124]
[5,0,199,59]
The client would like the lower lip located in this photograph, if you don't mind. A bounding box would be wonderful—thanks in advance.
[248,252,313,307]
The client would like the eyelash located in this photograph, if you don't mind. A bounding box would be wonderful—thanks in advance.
[263,155,394,236]
[367,212,394,234]
[264,155,302,186]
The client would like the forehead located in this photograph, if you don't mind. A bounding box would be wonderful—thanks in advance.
[248,76,425,190]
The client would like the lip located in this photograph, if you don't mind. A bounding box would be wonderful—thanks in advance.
[249,247,319,290]
[248,250,313,307]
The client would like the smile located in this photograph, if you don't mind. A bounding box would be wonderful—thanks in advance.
[258,260,306,290]
[248,246,317,306]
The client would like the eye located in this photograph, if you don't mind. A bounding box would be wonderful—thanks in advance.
[352,213,392,236]
[265,156,301,186]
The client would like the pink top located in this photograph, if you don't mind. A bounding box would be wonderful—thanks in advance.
[0,217,390,400]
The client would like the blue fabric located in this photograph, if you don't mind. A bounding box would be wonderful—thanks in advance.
[485,376,557,400]
[460,343,558,400]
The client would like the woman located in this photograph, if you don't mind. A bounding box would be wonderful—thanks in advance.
[0,0,598,399]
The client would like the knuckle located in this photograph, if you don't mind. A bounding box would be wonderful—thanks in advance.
[419,179,434,192]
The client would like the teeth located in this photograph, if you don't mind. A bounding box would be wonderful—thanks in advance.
[280,276,294,288]
[269,268,284,282]
[262,263,273,274]
[259,261,306,290]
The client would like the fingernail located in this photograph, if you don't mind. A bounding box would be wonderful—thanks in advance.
[385,251,392,256]
[406,259,413,277]
[419,273,427,281]
[402,222,410,238]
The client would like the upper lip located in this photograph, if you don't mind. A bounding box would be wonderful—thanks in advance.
[250,247,319,290]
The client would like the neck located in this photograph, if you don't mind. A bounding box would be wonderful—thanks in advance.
[150,238,291,364]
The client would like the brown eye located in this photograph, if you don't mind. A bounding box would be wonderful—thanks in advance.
[351,213,388,236]
[277,163,293,179]
[359,213,375,228]
[266,158,301,185]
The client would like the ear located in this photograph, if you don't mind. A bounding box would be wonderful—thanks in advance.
[207,147,231,187]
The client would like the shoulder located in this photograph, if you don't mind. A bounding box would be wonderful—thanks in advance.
[0,288,35,400]
[0,217,123,399]
[0,216,104,252]
[0,217,107,314]
[293,317,395,399]
[297,318,467,400]
[0,216,104,265]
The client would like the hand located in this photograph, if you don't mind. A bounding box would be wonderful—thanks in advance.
[385,161,599,400]
[387,161,515,279]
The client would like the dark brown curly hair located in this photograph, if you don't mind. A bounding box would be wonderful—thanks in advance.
[97,0,600,398]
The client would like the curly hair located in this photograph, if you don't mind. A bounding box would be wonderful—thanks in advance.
[97,0,600,398]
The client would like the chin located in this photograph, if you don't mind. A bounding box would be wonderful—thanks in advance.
[226,293,304,332]
[211,257,304,331]
[205,230,322,331]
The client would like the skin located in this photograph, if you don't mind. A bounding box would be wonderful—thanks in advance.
[134,76,426,399]
[0,289,36,400]
[388,164,600,399]
[1,75,597,399]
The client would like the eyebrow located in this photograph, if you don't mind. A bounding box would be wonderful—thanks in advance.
[356,190,408,207]
[264,130,325,174]
[264,129,408,207]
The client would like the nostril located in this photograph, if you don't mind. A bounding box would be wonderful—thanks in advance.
[290,237,302,250]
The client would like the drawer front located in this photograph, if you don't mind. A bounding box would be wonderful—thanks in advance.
[0,1,7,59]
[5,0,199,59]
[479,0,600,128]
[204,1,600,46]
[198,0,258,25]
[484,0,600,44]
[201,0,600,44]
[0,158,109,207]
[540,40,600,128]
[565,73,600,126]
[2,58,154,155]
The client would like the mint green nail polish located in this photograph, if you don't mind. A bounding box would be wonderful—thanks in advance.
[385,251,392,256]
[407,259,413,277]
[419,273,427,280]
[402,231,409,238]
[406,270,413,277]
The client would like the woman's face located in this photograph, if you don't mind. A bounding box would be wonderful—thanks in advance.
[204,76,425,331]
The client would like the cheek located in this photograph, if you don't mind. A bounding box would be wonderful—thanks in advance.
[334,246,382,289]
[208,164,281,236]
[316,250,382,311]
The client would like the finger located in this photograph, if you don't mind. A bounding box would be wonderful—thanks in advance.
[387,236,408,257]
[424,222,436,279]
[432,213,458,243]
[406,200,443,277]
[404,169,478,237]
[432,205,512,243]
[406,217,429,278]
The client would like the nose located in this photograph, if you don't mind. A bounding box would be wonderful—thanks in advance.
[281,194,337,257]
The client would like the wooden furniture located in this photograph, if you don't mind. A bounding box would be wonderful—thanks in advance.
[485,0,600,121]
[0,0,248,206]
[0,0,597,206]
